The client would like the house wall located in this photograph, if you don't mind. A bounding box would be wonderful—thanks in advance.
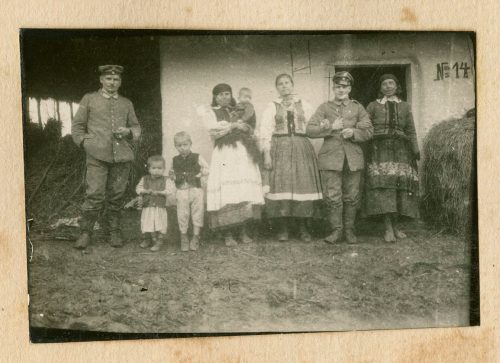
[160,33,475,166]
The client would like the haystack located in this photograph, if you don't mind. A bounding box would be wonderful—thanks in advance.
[421,109,476,235]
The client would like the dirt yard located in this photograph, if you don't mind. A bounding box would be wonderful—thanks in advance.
[27,211,471,334]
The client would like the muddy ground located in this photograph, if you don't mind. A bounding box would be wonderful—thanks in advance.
[27,210,471,334]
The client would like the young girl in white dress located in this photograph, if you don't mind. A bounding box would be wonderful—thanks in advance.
[136,155,175,251]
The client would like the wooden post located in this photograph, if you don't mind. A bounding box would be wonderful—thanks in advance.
[69,102,74,121]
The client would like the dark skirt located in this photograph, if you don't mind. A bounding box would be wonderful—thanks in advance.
[263,135,323,218]
[208,202,261,230]
[363,137,419,218]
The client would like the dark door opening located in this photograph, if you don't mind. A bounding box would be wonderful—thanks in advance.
[333,65,409,107]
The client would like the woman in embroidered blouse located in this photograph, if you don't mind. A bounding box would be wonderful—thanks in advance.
[364,74,420,242]
[199,83,264,247]
[259,74,323,241]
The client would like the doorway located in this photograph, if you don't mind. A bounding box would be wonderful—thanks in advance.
[333,65,409,107]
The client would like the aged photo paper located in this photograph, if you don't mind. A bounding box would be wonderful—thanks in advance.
[1,0,498,362]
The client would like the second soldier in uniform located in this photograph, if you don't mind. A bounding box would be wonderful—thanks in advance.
[307,71,373,244]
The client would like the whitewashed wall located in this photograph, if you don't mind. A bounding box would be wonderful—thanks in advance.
[160,33,475,166]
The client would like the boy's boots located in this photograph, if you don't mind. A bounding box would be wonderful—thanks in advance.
[190,235,199,251]
[108,210,124,248]
[181,233,190,252]
[74,210,99,249]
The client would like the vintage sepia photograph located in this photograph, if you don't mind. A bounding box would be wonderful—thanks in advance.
[21,30,478,342]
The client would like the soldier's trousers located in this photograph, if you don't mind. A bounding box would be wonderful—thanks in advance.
[321,159,362,230]
[81,154,132,212]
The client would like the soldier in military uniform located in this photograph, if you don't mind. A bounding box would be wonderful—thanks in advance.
[71,65,141,249]
[306,71,373,244]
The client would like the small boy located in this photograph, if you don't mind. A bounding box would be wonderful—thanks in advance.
[170,132,209,252]
[233,87,256,130]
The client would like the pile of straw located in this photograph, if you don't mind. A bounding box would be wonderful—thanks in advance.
[421,109,476,234]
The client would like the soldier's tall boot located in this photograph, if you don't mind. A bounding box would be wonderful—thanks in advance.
[74,210,99,250]
[324,207,343,244]
[108,210,124,248]
[97,209,109,243]
[344,204,358,244]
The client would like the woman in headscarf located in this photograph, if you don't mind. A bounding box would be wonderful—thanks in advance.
[364,74,420,242]
[199,83,264,246]
[259,74,323,242]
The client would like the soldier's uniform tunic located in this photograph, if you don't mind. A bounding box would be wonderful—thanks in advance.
[72,89,141,212]
[307,98,373,230]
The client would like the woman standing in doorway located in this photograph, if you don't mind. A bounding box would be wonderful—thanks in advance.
[199,83,264,246]
[364,74,420,242]
[259,74,323,241]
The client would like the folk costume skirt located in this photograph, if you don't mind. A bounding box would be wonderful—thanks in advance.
[363,137,419,218]
[206,141,264,229]
[263,135,323,218]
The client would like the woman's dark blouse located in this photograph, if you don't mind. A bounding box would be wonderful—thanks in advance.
[365,100,419,156]
[211,106,260,164]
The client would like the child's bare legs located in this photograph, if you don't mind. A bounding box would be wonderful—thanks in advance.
[240,222,253,244]
[384,214,396,242]
[150,232,164,252]
[224,229,238,247]
[140,233,151,248]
